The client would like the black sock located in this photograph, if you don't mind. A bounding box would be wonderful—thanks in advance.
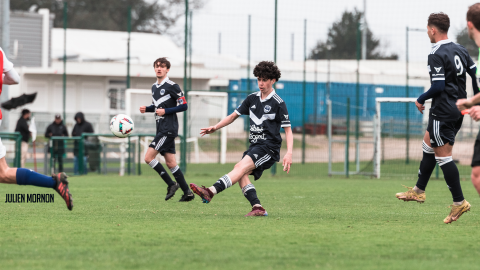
[148,159,175,187]
[212,175,232,194]
[437,156,465,202]
[415,141,436,191]
[170,165,189,193]
[242,184,261,206]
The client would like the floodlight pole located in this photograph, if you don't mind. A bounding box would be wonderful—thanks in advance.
[301,19,306,164]
[406,26,409,165]
[62,1,67,122]
[271,0,278,175]
[181,0,189,172]
[127,6,131,89]
[246,15,251,149]
[355,22,360,171]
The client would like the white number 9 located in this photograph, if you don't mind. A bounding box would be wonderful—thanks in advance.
[455,55,464,76]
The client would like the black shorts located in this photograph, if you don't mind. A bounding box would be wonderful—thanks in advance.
[149,134,176,155]
[242,145,279,181]
[471,130,480,167]
[426,116,463,147]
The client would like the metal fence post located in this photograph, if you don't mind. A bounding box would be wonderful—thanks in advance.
[346,98,350,178]
[79,135,85,175]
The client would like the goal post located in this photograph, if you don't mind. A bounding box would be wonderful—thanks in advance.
[374,97,430,178]
[125,89,228,164]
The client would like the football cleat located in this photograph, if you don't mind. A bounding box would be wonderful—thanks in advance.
[53,172,73,211]
[444,200,471,224]
[165,182,179,201]
[245,206,268,217]
[178,190,195,202]
[395,185,426,203]
[190,183,214,203]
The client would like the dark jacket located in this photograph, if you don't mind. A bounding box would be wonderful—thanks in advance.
[45,120,69,154]
[15,117,30,143]
[72,112,94,156]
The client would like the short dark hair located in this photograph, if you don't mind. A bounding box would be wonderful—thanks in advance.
[153,57,171,69]
[253,61,281,82]
[21,109,30,116]
[467,3,480,31]
[428,12,450,33]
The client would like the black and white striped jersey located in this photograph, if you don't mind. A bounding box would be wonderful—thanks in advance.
[428,39,475,121]
[150,77,186,137]
[235,89,291,152]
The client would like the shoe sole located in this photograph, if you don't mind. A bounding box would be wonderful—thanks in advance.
[56,173,73,211]
[396,196,425,204]
[445,203,471,224]
[190,184,211,204]
[245,211,268,217]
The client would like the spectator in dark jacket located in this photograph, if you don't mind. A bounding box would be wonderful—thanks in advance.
[45,114,69,173]
[72,112,94,174]
[15,109,31,168]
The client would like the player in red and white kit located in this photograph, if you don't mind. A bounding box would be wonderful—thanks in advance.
[0,47,73,210]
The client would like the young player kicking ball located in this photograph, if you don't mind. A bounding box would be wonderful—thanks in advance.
[190,61,293,216]
[0,47,73,210]
[140,58,194,202]
[395,13,474,223]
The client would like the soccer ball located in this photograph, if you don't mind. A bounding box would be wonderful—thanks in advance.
[110,114,134,138]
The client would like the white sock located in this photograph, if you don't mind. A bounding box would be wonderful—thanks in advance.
[253,204,262,208]
[413,186,425,194]
[209,186,217,195]
[453,200,464,206]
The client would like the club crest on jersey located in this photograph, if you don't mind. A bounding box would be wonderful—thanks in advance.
[160,89,166,95]
[264,105,271,113]
[434,67,442,73]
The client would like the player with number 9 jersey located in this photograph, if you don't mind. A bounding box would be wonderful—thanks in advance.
[427,39,477,122]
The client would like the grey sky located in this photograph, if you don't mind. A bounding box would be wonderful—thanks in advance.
[184,0,479,62]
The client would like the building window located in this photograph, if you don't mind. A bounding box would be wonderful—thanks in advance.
[109,88,125,109]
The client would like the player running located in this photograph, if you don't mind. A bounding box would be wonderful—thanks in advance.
[140,57,194,202]
[190,61,293,216]
[0,47,73,210]
[395,13,474,224]
[456,3,480,197]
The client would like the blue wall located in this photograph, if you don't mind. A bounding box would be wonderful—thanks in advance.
[228,79,424,130]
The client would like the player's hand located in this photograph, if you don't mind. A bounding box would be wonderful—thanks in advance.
[200,126,216,136]
[139,106,146,113]
[415,100,425,114]
[156,108,165,116]
[456,98,473,111]
[283,153,292,174]
[469,106,480,121]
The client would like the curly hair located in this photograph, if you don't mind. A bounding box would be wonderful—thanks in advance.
[428,12,450,33]
[253,61,281,82]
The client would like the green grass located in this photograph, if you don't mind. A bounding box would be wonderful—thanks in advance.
[1,163,480,269]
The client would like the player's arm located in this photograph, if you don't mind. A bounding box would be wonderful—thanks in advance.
[1,48,19,85]
[278,102,292,173]
[156,84,188,116]
[456,65,480,110]
[3,69,20,85]
[200,112,239,136]
[416,55,445,114]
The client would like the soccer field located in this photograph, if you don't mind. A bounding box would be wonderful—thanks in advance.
[1,164,479,270]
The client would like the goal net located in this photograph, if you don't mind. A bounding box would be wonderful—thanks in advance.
[125,89,227,164]
[373,97,478,179]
